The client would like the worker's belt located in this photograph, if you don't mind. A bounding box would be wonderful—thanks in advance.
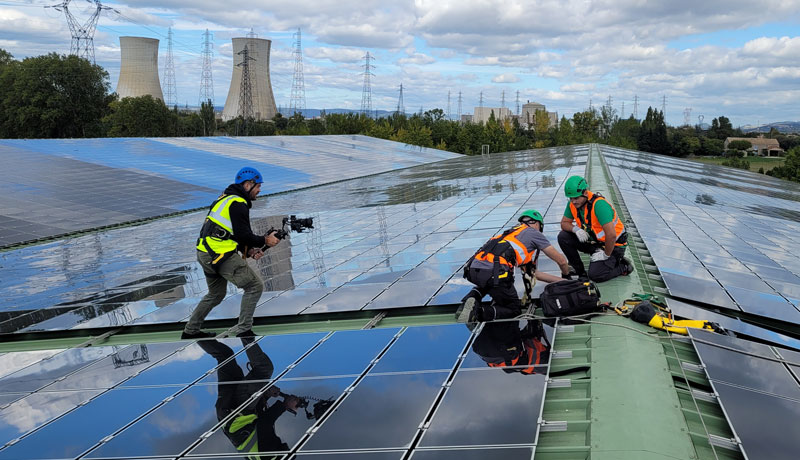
[200,219,232,240]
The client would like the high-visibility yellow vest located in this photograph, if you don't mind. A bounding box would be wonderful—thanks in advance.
[196,194,247,261]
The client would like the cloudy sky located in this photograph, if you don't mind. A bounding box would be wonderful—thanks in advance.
[1,0,798,127]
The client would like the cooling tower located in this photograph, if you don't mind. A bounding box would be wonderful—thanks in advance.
[116,37,164,101]
[222,37,277,121]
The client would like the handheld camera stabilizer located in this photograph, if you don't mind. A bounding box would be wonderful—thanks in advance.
[268,215,314,241]
[279,392,334,420]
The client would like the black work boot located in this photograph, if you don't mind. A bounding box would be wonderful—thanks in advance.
[181,330,215,340]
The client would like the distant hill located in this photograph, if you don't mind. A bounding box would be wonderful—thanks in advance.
[741,121,800,134]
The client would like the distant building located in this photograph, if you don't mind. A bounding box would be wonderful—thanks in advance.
[521,101,558,129]
[724,135,784,157]
[460,114,473,123]
[472,107,512,124]
[116,37,164,102]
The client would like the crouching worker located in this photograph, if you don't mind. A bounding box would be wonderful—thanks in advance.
[455,210,571,324]
[558,175,633,282]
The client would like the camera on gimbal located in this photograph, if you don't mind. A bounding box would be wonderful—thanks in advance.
[268,215,314,240]
[280,392,333,420]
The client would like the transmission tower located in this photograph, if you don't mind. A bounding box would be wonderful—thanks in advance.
[360,52,374,116]
[501,90,505,108]
[289,28,306,113]
[621,101,625,118]
[199,29,214,107]
[396,83,404,115]
[47,0,112,63]
[447,90,451,120]
[457,91,462,120]
[479,91,484,108]
[661,95,666,115]
[683,107,692,126]
[162,27,176,108]
[633,95,639,119]
[237,45,255,133]
[515,90,520,116]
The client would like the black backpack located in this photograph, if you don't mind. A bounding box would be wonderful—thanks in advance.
[540,280,602,317]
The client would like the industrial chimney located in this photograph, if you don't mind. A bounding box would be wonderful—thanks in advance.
[222,37,277,121]
[116,36,164,101]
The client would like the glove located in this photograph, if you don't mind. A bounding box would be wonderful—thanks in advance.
[591,250,609,263]
[573,226,590,243]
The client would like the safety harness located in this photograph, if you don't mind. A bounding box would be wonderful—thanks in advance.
[573,192,627,247]
[464,225,540,287]
[615,293,725,335]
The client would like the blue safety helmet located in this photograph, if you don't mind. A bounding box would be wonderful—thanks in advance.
[235,167,263,185]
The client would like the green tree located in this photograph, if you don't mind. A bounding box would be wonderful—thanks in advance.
[572,110,600,143]
[0,53,113,138]
[727,139,752,152]
[607,115,639,149]
[307,117,326,135]
[0,48,13,67]
[273,113,289,130]
[766,146,800,182]
[709,116,735,140]
[104,95,175,137]
[285,112,309,135]
[532,109,551,147]
[637,107,669,155]
[699,137,725,156]
[199,99,216,136]
[553,116,575,146]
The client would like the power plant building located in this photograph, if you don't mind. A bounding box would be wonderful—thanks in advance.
[222,37,278,121]
[116,37,164,102]
[472,107,512,124]
[521,101,558,128]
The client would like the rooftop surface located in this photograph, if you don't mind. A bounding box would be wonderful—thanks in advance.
[1,140,799,459]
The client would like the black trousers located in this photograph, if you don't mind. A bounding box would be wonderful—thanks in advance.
[557,230,628,282]
[463,267,522,321]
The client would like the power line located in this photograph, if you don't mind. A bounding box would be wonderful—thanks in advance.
[360,51,374,117]
[46,0,110,63]
[163,26,176,108]
[199,29,214,108]
[289,27,306,113]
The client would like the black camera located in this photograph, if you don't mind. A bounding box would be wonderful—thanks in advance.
[268,215,314,241]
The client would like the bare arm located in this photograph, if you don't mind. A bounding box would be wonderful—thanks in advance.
[542,245,570,276]
[602,222,616,256]
[560,216,574,233]
[535,271,563,283]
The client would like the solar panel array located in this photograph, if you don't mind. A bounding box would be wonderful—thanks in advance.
[690,329,800,460]
[0,135,458,247]
[1,146,588,334]
[602,146,800,324]
[0,321,555,459]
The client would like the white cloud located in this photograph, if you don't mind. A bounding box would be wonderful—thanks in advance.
[305,46,364,63]
[397,52,435,66]
[491,73,519,83]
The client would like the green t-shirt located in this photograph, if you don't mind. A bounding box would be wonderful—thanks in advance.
[563,198,614,226]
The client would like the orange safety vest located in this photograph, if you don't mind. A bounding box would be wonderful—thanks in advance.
[568,191,626,246]
[486,338,548,374]
[474,224,539,270]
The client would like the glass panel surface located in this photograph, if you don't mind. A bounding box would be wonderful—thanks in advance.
[0,390,103,445]
[188,376,354,456]
[370,325,471,374]
[715,382,800,460]
[47,342,184,390]
[254,288,336,317]
[411,447,535,459]
[301,372,448,450]
[726,286,800,323]
[283,328,399,378]
[461,320,553,370]
[302,283,388,314]
[0,349,63,380]
[0,387,175,459]
[0,346,113,393]
[660,272,738,310]
[692,330,800,399]
[294,452,404,459]
[419,369,546,447]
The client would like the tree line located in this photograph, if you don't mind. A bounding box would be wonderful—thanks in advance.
[2,50,799,182]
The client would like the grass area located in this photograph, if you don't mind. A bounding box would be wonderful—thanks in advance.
[689,155,785,172]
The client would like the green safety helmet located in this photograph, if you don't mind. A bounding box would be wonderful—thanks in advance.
[564,175,588,198]
[518,209,544,226]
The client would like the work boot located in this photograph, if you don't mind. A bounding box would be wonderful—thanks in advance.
[621,257,634,275]
[236,329,257,338]
[455,296,478,324]
[181,330,215,340]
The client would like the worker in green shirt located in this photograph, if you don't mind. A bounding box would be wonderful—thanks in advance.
[558,175,633,281]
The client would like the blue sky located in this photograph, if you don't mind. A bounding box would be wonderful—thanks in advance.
[1,0,799,127]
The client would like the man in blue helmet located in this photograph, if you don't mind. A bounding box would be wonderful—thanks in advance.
[182,167,280,339]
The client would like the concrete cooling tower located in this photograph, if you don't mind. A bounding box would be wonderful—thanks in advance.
[222,37,277,121]
[116,37,164,101]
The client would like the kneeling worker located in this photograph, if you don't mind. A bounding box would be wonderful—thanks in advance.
[558,175,633,282]
[182,167,280,339]
[456,210,571,324]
